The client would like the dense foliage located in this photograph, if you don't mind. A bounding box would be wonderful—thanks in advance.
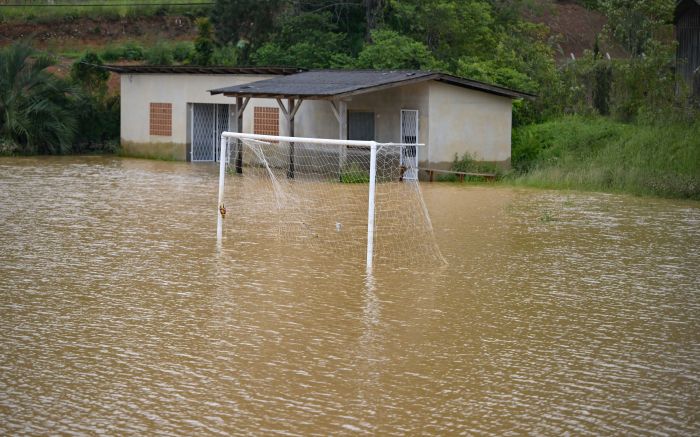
[0,43,117,155]
[200,0,692,127]
[0,42,76,154]
[70,52,120,152]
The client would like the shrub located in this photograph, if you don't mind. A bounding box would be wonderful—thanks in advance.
[172,41,195,63]
[451,153,502,178]
[145,43,174,65]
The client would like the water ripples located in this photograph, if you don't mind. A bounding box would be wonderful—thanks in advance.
[1,158,698,435]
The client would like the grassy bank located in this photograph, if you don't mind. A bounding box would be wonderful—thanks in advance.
[507,116,700,200]
[0,0,211,23]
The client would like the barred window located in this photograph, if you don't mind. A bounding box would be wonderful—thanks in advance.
[254,107,279,136]
[149,103,172,136]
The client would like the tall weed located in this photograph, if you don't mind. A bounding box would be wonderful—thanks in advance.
[510,116,700,199]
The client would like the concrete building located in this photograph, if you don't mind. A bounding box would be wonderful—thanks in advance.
[107,65,300,161]
[109,67,530,169]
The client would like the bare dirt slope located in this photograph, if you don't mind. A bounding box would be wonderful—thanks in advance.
[525,0,625,60]
[0,14,197,50]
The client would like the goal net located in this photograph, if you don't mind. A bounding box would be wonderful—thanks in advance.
[217,132,445,271]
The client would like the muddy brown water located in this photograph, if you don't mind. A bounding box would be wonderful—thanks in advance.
[1,156,698,435]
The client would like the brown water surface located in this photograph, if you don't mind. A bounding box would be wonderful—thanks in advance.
[1,156,699,435]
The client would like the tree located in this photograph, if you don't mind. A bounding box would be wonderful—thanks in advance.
[70,51,109,97]
[386,0,497,68]
[192,17,215,66]
[70,52,119,151]
[251,12,349,68]
[355,29,443,70]
[0,42,76,154]
[363,0,386,39]
[210,0,282,63]
[601,0,674,57]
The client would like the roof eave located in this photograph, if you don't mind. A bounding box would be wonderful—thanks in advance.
[436,75,536,99]
[210,73,534,100]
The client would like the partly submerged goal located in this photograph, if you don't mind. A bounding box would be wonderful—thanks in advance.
[216,132,445,272]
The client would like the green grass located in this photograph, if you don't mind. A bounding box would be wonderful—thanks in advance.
[340,164,370,183]
[0,1,212,23]
[90,40,193,63]
[507,115,700,200]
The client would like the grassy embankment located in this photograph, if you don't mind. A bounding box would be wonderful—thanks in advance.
[0,0,211,23]
[507,116,700,200]
[0,0,210,63]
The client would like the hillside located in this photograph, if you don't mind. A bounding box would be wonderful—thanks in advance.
[0,15,196,49]
[525,0,625,59]
[0,1,616,64]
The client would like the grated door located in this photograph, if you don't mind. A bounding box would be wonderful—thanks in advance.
[191,103,232,162]
[400,109,419,180]
[192,104,215,161]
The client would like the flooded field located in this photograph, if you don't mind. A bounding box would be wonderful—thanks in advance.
[1,156,699,435]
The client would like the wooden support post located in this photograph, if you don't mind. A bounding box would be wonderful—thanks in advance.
[338,100,347,171]
[234,97,249,174]
[329,99,348,175]
[277,98,301,179]
[288,98,295,179]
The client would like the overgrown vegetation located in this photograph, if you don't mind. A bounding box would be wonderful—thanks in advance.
[447,153,504,182]
[509,116,700,199]
[0,43,118,155]
[0,42,76,154]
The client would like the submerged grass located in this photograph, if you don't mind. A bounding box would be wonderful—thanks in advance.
[507,116,700,200]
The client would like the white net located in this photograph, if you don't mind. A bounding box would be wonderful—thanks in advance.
[219,133,445,269]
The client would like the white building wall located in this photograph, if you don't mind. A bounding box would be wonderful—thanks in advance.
[119,73,275,159]
[289,82,431,162]
[428,81,512,167]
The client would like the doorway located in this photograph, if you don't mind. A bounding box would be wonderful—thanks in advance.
[190,103,233,162]
[400,109,419,180]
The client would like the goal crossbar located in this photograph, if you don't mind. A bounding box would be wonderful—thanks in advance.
[222,131,424,149]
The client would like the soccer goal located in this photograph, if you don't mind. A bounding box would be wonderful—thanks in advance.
[216,132,444,272]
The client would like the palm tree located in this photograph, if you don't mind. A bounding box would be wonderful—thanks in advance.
[0,41,76,154]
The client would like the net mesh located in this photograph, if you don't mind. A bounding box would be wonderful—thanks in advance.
[221,135,445,268]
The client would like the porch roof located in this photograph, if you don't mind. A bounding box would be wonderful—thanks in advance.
[208,69,534,100]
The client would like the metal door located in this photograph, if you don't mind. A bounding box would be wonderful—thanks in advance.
[191,103,231,162]
[400,109,419,180]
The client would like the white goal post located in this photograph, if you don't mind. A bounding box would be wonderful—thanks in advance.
[216,132,442,272]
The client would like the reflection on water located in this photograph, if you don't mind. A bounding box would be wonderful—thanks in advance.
[1,156,699,435]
